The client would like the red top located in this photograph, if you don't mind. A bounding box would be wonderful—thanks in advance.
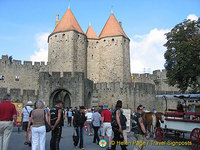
[0,101,17,121]
[101,109,112,122]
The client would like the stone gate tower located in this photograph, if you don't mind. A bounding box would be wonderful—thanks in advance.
[39,8,93,108]
[87,13,131,83]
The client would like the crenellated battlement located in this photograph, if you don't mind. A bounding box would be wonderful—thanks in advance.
[0,87,38,103]
[0,55,48,68]
[93,82,155,93]
[39,71,87,81]
[132,69,168,83]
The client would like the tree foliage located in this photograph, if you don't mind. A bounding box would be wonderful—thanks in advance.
[164,18,200,93]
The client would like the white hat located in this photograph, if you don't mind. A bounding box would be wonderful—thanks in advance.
[26,101,33,106]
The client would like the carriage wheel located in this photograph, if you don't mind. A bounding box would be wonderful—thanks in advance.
[155,128,163,142]
[190,128,200,150]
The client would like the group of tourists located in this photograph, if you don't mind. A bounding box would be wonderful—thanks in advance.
[0,94,151,150]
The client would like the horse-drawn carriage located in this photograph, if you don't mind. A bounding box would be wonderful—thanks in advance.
[155,94,200,150]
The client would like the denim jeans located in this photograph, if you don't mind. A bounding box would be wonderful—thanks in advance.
[76,126,84,148]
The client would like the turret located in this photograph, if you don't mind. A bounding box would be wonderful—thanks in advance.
[48,8,87,77]
[86,24,99,82]
[97,13,131,83]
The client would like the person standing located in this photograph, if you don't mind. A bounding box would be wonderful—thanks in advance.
[73,106,86,150]
[22,101,33,146]
[92,108,101,144]
[27,100,49,150]
[85,109,93,136]
[186,105,195,119]
[132,105,150,150]
[50,100,64,150]
[177,100,184,112]
[67,107,73,127]
[101,104,112,150]
[0,94,17,150]
[111,100,127,150]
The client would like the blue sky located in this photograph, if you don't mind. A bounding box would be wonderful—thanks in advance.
[0,0,199,73]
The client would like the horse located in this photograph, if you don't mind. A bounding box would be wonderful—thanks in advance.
[142,112,164,136]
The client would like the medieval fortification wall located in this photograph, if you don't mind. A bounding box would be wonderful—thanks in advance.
[0,54,181,111]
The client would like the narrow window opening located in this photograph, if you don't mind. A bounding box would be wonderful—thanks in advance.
[0,75,4,80]
[15,75,20,81]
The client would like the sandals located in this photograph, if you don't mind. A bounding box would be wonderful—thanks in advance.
[24,142,28,145]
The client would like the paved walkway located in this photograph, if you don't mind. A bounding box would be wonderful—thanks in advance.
[8,125,192,150]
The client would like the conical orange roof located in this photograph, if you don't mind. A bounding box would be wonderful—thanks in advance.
[99,13,128,38]
[52,8,84,34]
[86,25,98,39]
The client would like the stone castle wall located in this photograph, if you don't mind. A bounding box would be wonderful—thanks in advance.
[132,69,180,94]
[91,82,157,111]
[38,71,93,107]
[0,55,48,95]
[0,54,181,111]
[0,87,38,104]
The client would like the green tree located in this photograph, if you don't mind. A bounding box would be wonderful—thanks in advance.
[164,18,200,93]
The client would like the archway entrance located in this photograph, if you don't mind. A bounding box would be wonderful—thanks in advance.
[50,89,71,108]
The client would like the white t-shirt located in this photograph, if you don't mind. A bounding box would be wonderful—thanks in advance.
[85,112,93,122]
[21,106,33,122]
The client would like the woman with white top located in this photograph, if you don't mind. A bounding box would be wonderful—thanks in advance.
[85,109,93,136]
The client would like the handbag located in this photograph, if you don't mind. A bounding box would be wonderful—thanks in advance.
[44,110,52,132]
[72,129,79,144]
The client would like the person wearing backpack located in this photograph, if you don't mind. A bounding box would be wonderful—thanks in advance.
[132,105,150,150]
[73,106,86,150]
[111,100,127,150]
[22,101,33,146]
[50,100,64,150]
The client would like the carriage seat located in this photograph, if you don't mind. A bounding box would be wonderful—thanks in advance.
[168,109,184,112]
[165,118,200,123]
[164,112,184,117]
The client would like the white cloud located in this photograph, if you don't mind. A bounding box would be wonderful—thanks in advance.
[130,28,170,73]
[187,14,198,21]
[30,32,50,62]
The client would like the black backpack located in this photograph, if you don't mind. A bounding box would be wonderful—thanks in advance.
[111,108,118,127]
[120,114,127,130]
[131,113,140,132]
[50,107,60,125]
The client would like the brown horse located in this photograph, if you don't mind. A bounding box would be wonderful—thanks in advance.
[143,112,164,135]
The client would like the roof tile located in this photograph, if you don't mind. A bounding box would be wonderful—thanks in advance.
[99,13,128,38]
[86,25,98,39]
[52,8,84,34]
